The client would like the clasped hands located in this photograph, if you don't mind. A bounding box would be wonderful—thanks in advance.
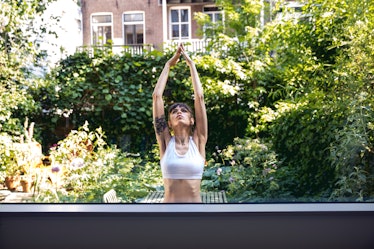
[167,43,194,67]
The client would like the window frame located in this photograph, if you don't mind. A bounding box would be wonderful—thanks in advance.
[122,11,146,45]
[90,12,113,46]
[169,6,191,41]
[202,5,224,38]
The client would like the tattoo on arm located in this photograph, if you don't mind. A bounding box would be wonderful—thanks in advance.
[154,115,167,135]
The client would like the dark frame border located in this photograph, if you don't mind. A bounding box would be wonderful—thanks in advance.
[1,203,374,249]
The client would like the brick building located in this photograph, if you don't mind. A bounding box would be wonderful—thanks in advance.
[80,0,218,52]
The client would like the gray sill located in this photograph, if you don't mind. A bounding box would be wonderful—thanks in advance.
[1,202,374,213]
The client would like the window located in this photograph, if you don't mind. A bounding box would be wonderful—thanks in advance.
[123,12,145,45]
[204,6,223,24]
[203,6,223,38]
[91,13,112,45]
[275,2,305,22]
[170,7,190,40]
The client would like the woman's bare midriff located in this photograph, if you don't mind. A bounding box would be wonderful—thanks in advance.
[163,179,202,203]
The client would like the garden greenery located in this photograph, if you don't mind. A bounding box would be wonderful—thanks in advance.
[34,122,163,203]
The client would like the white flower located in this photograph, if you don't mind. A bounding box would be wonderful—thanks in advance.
[71,158,85,169]
[216,168,222,176]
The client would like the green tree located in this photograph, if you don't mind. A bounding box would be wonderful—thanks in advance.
[250,0,374,199]
[0,0,56,135]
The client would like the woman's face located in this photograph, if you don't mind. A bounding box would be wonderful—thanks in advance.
[168,105,194,128]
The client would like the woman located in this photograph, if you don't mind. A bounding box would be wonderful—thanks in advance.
[152,43,208,203]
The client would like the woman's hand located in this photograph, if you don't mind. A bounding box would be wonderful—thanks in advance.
[167,44,183,67]
[180,44,194,67]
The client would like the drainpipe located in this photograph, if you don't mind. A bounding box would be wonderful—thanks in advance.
[162,0,167,44]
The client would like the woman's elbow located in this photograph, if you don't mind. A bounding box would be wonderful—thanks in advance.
[195,93,205,102]
[152,92,163,100]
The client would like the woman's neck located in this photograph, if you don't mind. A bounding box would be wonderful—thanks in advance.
[174,131,190,146]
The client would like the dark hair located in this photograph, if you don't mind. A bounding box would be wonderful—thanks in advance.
[168,102,193,116]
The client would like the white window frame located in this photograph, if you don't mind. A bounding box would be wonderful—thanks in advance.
[169,6,191,41]
[123,11,145,45]
[203,6,224,38]
[91,12,113,45]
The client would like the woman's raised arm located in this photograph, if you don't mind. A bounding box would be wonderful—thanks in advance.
[181,45,208,157]
[152,45,182,156]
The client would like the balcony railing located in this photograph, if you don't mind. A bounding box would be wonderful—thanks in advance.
[159,0,215,4]
[76,44,154,57]
[76,40,212,56]
[164,39,211,53]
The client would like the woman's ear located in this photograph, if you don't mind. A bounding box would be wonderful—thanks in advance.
[190,117,195,126]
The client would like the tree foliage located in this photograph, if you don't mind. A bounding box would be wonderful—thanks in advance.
[31,45,258,155]
[247,0,374,200]
[198,0,374,201]
[0,0,56,135]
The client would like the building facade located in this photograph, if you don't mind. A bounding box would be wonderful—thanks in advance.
[80,0,218,52]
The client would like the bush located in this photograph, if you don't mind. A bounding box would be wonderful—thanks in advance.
[270,95,342,198]
[201,137,282,203]
[329,92,374,202]
[33,122,162,203]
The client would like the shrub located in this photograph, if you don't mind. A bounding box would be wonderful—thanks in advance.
[201,137,282,203]
[33,122,162,203]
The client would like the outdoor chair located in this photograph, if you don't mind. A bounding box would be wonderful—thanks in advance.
[103,189,121,203]
[138,191,228,203]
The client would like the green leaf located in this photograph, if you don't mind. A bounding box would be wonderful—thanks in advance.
[115,75,122,83]
[113,105,122,111]
[105,94,112,101]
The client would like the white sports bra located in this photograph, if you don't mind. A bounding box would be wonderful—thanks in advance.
[160,136,205,179]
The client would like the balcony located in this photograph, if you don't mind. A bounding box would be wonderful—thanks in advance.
[76,44,155,56]
[160,0,215,4]
[164,39,211,53]
[76,39,211,56]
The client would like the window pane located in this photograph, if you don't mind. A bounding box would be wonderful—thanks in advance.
[104,26,112,44]
[92,15,111,23]
[93,25,112,45]
[137,31,144,44]
[124,13,143,22]
[172,24,179,38]
[124,26,134,44]
[180,9,189,22]
[124,24,144,44]
[171,10,179,23]
[181,24,189,38]
[215,13,222,22]
[207,13,213,21]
